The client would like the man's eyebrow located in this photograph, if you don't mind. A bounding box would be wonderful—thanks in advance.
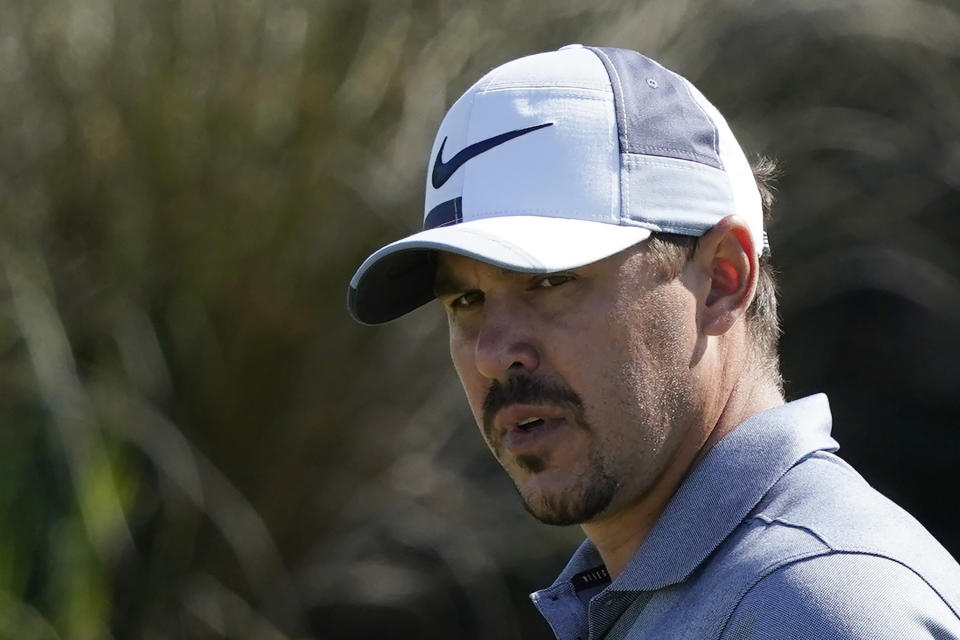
[433,272,468,298]
[434,264,531,297]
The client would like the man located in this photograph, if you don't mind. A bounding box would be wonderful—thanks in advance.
[347,45,960,638]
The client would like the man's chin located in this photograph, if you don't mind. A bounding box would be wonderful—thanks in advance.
[521,500,596,526]
[513,472,620,527]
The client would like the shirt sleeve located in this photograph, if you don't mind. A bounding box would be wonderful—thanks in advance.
[719,552,960,640]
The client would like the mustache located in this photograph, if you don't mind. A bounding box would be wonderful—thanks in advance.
[482,374,585,435]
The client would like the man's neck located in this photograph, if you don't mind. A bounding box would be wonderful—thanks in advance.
[582,374,785,580]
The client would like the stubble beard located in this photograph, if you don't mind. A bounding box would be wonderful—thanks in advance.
[514,445,621,526]
[483,375,621,526]
[483,344,695,528]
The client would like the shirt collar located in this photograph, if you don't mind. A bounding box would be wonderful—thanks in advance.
[534,394,839,597]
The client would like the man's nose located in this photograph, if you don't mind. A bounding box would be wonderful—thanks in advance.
[474,300,540,381]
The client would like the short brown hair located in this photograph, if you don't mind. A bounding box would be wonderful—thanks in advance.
[643,157,783,390]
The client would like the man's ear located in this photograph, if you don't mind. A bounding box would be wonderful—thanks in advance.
[692,215,758,337]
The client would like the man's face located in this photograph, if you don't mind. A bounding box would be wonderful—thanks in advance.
[435,245,707,526]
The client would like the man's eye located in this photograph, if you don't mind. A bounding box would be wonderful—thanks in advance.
[535,274,574,289]
[451,291,483,308]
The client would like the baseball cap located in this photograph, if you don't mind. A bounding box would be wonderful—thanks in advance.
[348,44,765,325]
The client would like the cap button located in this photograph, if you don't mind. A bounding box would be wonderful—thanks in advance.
[559,43,584,50]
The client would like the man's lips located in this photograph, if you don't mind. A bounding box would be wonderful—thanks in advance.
[494,404,567,454]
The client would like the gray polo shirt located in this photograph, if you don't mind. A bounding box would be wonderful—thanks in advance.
[530,394,960,639]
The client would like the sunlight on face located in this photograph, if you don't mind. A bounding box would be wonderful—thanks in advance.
[437,247,705,526]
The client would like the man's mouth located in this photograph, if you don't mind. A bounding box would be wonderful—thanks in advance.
[502,412,564,454]
[481,374,585,438]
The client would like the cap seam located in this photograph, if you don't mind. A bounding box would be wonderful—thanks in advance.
[676,76,722,165]
[587,46,628,225]
[447,216,657,230]
[621,152,631,225]
[424,198,462,229]
[590,47,629,151]
[463,210,617,219]
[477,89,611,102]
[481,82,610,92]
[626,146,719,164]
[476,67,498,94]
[622,153,726,173]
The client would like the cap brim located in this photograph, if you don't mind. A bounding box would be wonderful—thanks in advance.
[348,216,652,325]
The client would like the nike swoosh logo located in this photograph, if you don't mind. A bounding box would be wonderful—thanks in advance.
[431,122,554,189]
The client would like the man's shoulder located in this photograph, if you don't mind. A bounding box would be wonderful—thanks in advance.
[719,551,960,639]
[710,449,960,637]
[641,449,960,639]
[748,449,956,567]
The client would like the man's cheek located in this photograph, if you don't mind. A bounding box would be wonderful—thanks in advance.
[450,358,486,426]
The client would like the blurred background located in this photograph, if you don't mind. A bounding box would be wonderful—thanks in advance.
[1,0,959,637]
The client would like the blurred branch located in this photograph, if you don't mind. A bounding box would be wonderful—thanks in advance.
[0,593,61,640]
[1,239,136,567]
[91,382,306,634]
[332,1,411,125]
[179,572,289,640]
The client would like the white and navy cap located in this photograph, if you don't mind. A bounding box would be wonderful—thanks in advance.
[348,44,766,324]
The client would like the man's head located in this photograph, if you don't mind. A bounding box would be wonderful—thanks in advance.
[348,45,782,526]
[434,212,764,524]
